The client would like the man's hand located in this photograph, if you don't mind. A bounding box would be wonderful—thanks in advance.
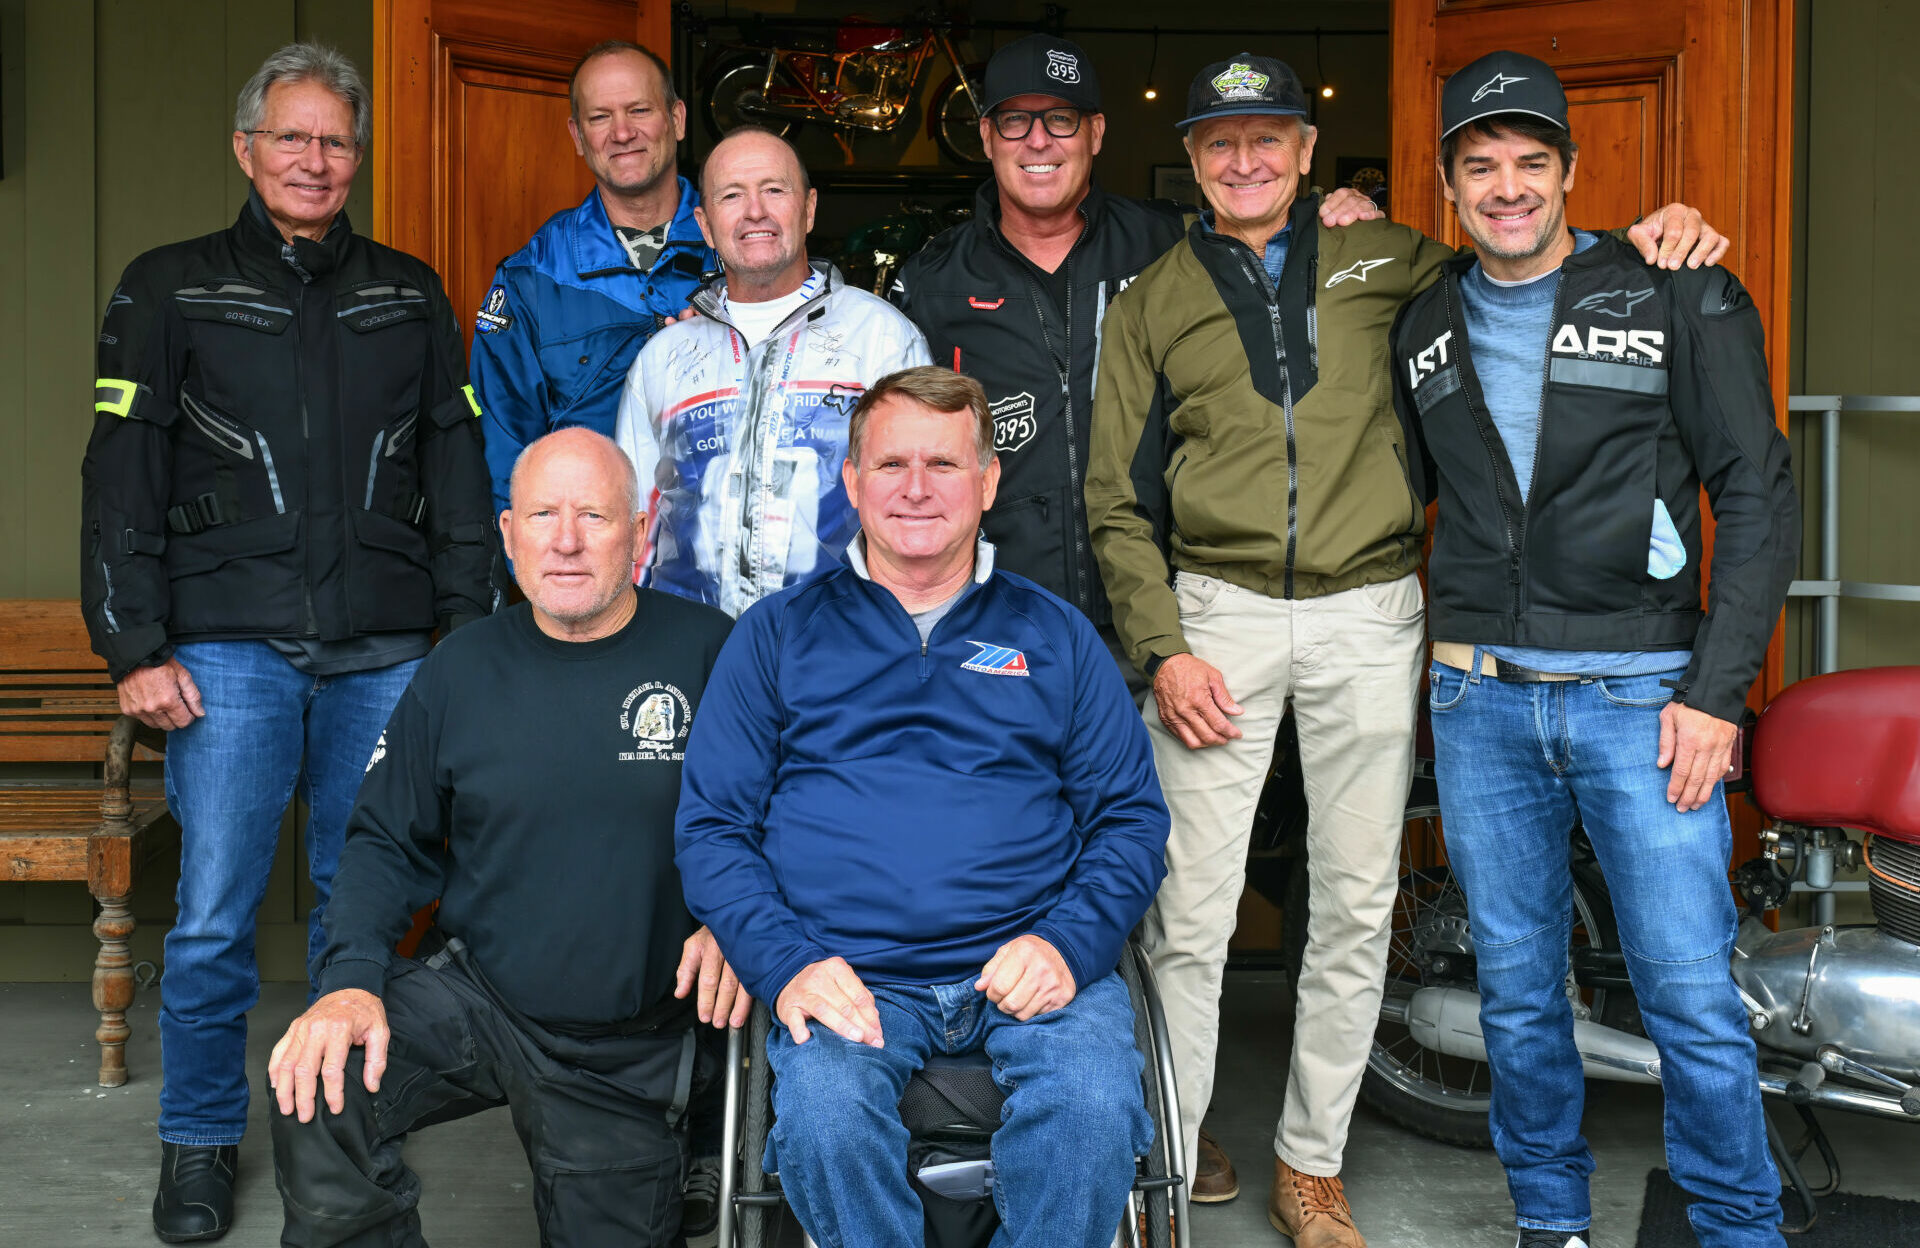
[975,935,1076,1021]
[1318,186,1385,227]
[669,306,700,324]
[774,957,884,1048]
[1627,204,1731,271]
[675,925,753,1030]
[1151,653,1244,750]
[267,989,389,1123]
[116,657,204,732]
[1657,702,1738,813]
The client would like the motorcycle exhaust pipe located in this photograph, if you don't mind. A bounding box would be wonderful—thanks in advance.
[1405,987,1663,1084]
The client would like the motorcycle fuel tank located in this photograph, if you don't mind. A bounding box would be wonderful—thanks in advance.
[1735,919,1920,1078]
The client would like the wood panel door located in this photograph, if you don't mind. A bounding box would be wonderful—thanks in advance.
[373,0,673,337]
[1391,1,1796,861]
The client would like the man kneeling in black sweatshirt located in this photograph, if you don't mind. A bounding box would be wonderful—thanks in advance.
[266,428,740,1247]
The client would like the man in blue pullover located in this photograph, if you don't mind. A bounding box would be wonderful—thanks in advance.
[676,365,1171,1248]
[471,40,714,516]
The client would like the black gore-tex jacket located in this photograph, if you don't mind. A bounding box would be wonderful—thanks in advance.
[1391,232,1799,724]
[893,179,1186,627]
[81,195,494,681]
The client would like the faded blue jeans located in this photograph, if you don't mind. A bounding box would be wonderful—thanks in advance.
[1429,657,1784,1247]
[159,641,419,1145]
[765,971,1152,1248]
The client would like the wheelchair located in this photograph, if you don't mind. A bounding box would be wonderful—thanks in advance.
[714,941,1190,1248]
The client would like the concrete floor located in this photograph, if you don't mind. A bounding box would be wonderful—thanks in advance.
[2,971,1916,1246]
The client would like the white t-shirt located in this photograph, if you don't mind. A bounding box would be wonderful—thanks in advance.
[723,286,811,348]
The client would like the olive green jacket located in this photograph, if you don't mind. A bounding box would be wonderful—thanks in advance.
[1086,193,1454,672]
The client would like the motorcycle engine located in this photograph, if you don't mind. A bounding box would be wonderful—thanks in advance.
[834,53,906,130]
[1867,835,1920,945]
[1734,919,1920,1079]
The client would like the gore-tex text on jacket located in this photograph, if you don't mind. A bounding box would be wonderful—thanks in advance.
[81,194,495,681]
[471,181,714,515]
[613,262,930,617]
[892,179,1186,626]
[1391,232,1799,724]
[673,548,1170,1004]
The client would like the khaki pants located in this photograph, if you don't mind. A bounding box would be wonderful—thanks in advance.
[1140,571,1423,1178]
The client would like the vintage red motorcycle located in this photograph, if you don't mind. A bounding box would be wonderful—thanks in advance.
[1323,666,1920,1230]
[698,13,986,164]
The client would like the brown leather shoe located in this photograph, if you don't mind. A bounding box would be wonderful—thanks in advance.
[1267,1156,1365,1247]
[1190,1128,1240,1202]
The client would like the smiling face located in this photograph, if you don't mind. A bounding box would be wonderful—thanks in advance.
[232,78,361,242]
[1443,123,1578,279]
[568,49,686,200]
[696,131,817,299]
[501,429,647,640]
[983,93,1105,222]
[843,394,1000,580]
[1185,114,1315,253]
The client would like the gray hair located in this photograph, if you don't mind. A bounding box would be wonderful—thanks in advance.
[235,43,371,150]
[508,428,642,520]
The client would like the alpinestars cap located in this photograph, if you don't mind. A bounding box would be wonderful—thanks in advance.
[1441,50,1569,140]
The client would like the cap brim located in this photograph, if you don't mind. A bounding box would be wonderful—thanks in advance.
[1176,104,1308,130]
[1439,108,1568,141]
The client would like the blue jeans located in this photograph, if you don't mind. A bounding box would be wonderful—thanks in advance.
[765,972,1152,1248]
[159,641,419,1145]
[1430,658,1784,1247]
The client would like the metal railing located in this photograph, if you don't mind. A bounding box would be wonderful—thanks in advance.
[1784,395,1920,674]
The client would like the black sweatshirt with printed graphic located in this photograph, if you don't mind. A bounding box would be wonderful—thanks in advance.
[316,589,733,1025]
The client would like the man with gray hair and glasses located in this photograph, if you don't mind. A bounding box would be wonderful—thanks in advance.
[80,42,493,1241]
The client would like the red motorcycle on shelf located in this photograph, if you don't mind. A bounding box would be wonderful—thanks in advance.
[697,13,986,165]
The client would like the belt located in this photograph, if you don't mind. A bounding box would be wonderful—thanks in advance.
[1431,642,1584,683]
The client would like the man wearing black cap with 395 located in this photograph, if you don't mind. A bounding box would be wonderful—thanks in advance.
[1087,51,1729,1247]
[893,36,1380,704]
[1394,52,1793,1248]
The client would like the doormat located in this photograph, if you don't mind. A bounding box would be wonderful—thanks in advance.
[1635,1169,1920,1247]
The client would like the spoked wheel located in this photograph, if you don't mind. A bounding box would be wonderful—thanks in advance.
[703,53,798,142]
[931,72,986,165]
[1354,804,1622,1148]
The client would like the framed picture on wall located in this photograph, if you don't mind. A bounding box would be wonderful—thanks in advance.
[1152,163,1200,207]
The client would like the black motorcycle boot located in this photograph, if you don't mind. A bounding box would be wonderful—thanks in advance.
[153,1142,238,1242]
[1517,1230,1590,1248]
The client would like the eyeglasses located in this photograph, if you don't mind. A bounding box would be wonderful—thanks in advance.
[247,130,361,160]
[989,108,1084,141]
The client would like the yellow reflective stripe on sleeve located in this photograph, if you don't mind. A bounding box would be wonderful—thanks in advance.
[94,378,139,417]
[462,384,481,418]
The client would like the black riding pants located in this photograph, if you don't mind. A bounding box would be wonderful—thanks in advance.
[270,955,693,1247]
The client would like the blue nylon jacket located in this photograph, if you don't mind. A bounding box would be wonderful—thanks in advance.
[470,180,714,514]
[674,540,1170,1003]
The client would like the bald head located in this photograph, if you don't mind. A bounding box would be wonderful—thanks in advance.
[502,429,647,641]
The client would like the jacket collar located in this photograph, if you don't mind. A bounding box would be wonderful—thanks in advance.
[688,258,837,333]
[1190,190,1321,256]
[570,176,706,279]
[846,532,997,585]
[237,189,352,282]
[976,175,1111,247]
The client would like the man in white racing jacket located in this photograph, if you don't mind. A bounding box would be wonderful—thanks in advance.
[614,127,930,615]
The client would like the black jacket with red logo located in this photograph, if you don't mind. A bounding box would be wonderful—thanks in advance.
[1391,232,1799,723]
[81,195,495,680]
[893,179,1185,626]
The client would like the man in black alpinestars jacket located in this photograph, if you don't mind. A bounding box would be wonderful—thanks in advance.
[892,35,1378,692]
[79,44,492,1244]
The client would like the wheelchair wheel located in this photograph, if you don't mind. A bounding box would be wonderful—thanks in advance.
[1120,946,1175,1248]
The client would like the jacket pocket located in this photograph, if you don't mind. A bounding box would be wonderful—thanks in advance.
[165,511,304,634]
[350,508,436,630]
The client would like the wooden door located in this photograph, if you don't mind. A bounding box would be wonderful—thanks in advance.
[1392,1,1796,862]
[373,0,673,336]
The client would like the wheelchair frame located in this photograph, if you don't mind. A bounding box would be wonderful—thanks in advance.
[714,940,1191,1248]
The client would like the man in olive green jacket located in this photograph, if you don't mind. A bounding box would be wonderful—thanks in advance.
[1085,53,1725,1247]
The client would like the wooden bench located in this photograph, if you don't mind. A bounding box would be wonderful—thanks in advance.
[2,599,174,1086]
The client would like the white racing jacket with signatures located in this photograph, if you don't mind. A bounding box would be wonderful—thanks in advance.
[613,262,931,616]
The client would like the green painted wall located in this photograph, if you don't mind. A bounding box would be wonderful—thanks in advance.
[0,0,373,981]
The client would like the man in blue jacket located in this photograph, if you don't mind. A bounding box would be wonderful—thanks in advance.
[471,40,714,515]
[676,366,1170,1248]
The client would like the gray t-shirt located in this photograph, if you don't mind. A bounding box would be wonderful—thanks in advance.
[908,586,965,645]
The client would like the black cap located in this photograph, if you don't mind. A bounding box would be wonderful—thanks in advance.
[979,35,1101,115]
[1178,54,1309,130]
[1441,51,1568,140]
